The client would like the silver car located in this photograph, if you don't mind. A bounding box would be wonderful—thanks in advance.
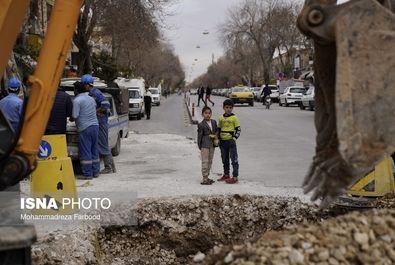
[300,86,315,111]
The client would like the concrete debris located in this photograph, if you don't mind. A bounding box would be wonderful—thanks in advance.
[31,194,395,265]
[203,208,395,265]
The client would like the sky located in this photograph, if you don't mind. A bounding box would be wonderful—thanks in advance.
[163,0,243,83]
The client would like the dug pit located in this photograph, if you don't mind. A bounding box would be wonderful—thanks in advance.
[33,194,339,264]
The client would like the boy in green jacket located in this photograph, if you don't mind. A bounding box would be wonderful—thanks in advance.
[217,99,241,184]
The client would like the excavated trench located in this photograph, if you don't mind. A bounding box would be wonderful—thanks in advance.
[94,195,342,265]
[35,194,383,265]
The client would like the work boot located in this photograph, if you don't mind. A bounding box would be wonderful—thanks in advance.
[101,155,116,174]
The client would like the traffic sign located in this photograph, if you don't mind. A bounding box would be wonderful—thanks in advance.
[38,140,52,159]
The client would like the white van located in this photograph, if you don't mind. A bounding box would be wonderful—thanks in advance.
[114,78,145,119]
[148,87,161,106]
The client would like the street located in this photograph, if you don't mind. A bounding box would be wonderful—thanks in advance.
[131,93,316,188]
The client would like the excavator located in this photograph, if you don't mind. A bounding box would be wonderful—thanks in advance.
[0,0,394,264]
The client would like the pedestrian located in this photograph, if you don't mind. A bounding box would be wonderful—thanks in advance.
[81,74,116,174]
[197,86,205,107]
[0,77,23,134]
[144,85,152,120]
[45,87,73,135]
[217,99,241,184]
[71,80,100,180]
[260,84,271,104]
[205,86,215,107]
[197,106,218,185]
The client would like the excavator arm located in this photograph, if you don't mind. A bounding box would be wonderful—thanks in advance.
[297,0,395,205]
[0,0,83,190]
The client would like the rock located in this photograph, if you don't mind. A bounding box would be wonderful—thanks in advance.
[289,249,304,264]
[329,257,339,265]
[354,232,369,245]
[193,252,205,263]
[380,235,392,243]
[318,250,330,261]
[224,252,234,263]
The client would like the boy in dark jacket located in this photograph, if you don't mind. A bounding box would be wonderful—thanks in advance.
[197,106,218,185]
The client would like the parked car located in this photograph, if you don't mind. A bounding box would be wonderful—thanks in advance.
[279,86,306,107]
[149,87,161,106]
[268,85,280,103]
[252,87,262,101]
[230,86,254,106]
[128,88,144,119]
[300,86,315,110]
[60,78,129,159]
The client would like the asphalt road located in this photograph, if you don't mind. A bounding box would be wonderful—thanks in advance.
[128,94,195,139]
[130,94,316,188]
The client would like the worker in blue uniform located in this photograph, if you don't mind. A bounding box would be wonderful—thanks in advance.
[81,74,116,174]
[0,77,23,134]
[72,81,100,179]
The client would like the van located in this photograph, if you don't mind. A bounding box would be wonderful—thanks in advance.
[114,77,145,120]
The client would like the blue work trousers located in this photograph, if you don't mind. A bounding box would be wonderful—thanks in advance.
[98,121,110,156]
[220,139,239,177]
[79,125,100,177]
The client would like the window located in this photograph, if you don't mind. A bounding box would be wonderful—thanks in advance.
[107,97,114,117]
[129,90,140,99]
[306,87,313,95]
[149,89,159,95]
[289,87,306,93]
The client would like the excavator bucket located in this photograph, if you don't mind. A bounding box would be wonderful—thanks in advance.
[297,0,395,206]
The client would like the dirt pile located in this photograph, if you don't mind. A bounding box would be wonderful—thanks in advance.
[203,208,395,265]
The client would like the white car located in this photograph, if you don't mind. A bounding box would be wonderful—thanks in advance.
[268,85,279,102]
[251,87,262,101]
[190,89,198,95]
[128,88,144,120]
[149,87,161,106]
[300,86,315,111]
[279,86,306,107]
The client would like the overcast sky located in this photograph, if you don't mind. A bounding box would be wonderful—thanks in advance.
[164,0,243,83]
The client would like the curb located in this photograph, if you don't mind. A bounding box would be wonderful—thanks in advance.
[184,96,198,125]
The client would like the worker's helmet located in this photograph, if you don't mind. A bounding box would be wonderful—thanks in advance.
[8,77,21,92]
[81,74,94,85]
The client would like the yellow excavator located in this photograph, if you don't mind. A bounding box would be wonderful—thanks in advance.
[0,1,82,263]
[0,0,394,263]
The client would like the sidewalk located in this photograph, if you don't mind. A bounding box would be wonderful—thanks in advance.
[22,132,306,200]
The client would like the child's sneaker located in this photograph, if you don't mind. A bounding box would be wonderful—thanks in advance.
[217,175,230,181]
[225,177,238,184]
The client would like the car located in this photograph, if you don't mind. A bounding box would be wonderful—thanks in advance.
[279,86,306,107]
[60,78,129,160]
[229,86,254,106]
[251,87,262,101]
[300,86,315,111]
[149,87,161,106]
[128,88,145,119]
[268,85,280,103]
[190,88,198,95]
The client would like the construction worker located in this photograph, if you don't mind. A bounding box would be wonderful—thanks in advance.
[81,74,116,174]
[0,77,23,134]
[72,80,99,179]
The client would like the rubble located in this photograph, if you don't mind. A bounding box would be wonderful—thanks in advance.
[31,194,395,265]
[203,208,395,265]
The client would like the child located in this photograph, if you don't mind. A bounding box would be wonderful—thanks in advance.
[217,99,241,184]
[197,106,218,185]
